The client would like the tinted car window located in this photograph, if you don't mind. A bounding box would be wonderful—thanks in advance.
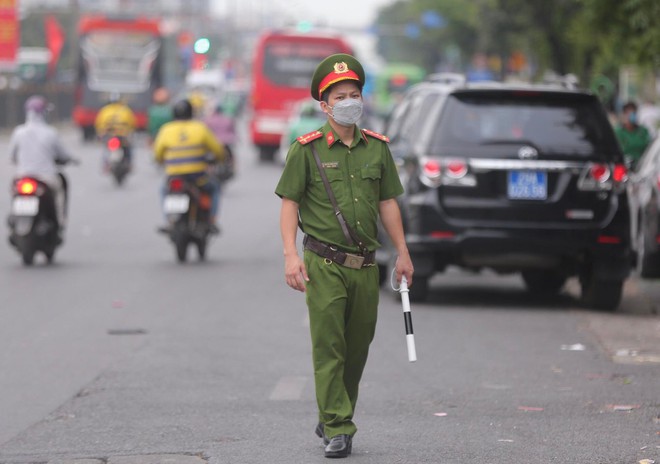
[430,91,619,157]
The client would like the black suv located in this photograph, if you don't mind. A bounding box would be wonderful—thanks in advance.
[379,75,632,310]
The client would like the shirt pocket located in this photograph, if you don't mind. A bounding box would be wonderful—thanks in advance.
[313,168,345,202]
[360,166,382,202]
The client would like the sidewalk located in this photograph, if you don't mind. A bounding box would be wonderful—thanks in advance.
[568,277,660,365]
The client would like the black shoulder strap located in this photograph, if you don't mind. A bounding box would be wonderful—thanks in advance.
[310,143,367,252]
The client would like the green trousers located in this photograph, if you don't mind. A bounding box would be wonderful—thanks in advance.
[304,250,380,438]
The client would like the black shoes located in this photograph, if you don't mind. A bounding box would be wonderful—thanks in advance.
[315,422,329,445]
[324,434,352,458]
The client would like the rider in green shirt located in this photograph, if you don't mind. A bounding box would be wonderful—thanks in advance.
[615,101,652,167]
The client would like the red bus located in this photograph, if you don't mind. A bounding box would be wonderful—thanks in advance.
[73,15,162,140]
[249,30,353,161]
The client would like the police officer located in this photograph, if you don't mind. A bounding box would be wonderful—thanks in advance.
[275,54,414,458]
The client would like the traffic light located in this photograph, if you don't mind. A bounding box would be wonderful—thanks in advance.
[193,38,211,54]
[192,37,211,70]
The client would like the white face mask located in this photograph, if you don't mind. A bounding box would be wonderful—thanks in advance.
[327,98,363,126]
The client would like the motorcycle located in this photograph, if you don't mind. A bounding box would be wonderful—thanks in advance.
[104,135,130,185]
[161,176,214,262]
[7,174,68,265]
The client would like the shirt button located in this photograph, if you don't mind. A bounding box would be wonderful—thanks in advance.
[357,221,361,225]
[350,174,355,179]
[354,198,358,203]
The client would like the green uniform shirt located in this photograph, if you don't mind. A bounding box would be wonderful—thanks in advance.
[275,122,403,253]
[614,124,652,162]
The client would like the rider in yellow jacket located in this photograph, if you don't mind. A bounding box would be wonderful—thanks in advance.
[95,94,137,138]
[95,93,138,170]
[154,99,225,232]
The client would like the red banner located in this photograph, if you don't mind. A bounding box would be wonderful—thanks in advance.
[0,0,19,68]
[45,15,64,76]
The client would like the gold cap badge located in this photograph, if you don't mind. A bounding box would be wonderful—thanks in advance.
[334,62,349,74]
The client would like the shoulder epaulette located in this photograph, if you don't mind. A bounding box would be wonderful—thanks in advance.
[362,129,390,143]
[296,130,323,145]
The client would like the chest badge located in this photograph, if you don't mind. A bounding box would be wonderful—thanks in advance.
[322,161,339,169]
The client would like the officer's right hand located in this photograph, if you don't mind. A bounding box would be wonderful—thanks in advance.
[285,254,309,292]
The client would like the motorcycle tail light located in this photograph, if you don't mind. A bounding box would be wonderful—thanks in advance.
[169,178,185,192]
[199,194,212,210]
[107,137,121,151]
[16,178,38,195]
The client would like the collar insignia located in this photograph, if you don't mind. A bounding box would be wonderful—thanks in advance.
[326,131,335,147]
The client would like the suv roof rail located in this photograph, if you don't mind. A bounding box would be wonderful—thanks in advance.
[425,72,466,86]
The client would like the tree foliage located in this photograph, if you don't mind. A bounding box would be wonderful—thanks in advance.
[374,0,659,83]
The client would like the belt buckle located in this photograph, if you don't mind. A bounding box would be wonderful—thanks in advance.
[344,253,365,269]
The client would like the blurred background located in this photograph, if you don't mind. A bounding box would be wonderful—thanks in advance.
[0,0,657,133]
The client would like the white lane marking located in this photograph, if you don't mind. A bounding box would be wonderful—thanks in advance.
[269,376,307,401]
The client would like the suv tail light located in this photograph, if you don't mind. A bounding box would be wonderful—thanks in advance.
[16,178,38,195]
[169,178,185,192]
[590,163,610,183]
[446,160,468,178]
[578,162,627,192]
[612,164,627,183]
[420,157,442,187]
[420,157,476,188]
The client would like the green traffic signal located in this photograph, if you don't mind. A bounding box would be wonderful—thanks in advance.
[194,38,211,54]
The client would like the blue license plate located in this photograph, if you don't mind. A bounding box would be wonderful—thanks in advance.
[507,171,547,200]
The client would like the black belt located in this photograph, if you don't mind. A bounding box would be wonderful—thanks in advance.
[303,235,375,269]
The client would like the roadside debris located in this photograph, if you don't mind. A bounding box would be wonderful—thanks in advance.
[517,406,544,412]
[434,412,448,417]
[638,459,654,464]
[561,343,586,351]
[605,404,641,411]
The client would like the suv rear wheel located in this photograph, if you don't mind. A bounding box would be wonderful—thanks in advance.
[580,273,623,311]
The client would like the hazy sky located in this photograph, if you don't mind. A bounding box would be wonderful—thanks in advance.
[212,0,396,29]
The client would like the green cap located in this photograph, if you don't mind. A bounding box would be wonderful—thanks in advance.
[310,53,365,101]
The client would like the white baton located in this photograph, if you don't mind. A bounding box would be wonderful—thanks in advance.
[399,276,417,362]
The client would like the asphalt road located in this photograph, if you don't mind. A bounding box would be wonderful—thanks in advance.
[0,123,658,464]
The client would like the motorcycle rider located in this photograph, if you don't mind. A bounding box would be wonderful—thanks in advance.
[147,87,172,145]
[153,99,225,234]
[8,95,77,234]
[95,92,137,170]
[204,103,237,182]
